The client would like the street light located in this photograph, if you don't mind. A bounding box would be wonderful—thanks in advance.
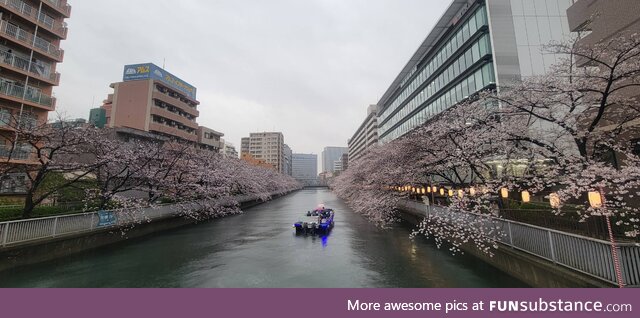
[469,187,476,196]
[521,191,531,203]
[458,190,464,198]
[448,189,454,197]
[439,188,445,196]
[500,188,509,199]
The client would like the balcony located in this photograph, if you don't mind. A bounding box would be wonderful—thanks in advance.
[0,0,69,38]
[0,20,64,62]
[152,91,199,118]
[150,107,198,130]
[0,79,55,110]
[148,122,198,143]
[42,0,71,18]
[0,49,60,85]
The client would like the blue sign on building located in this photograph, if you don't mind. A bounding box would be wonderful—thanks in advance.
[122,63,197,99]
[97,210,117,227]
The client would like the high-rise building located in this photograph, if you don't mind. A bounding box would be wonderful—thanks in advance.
[0,1,71,195]
[348,104,378,162]
[283,144,293,176]
[377,0,575,144]
[0,0,71,163]
[321,146,348,173]
[101,63,223,151]
[292,153,317,185]
[240,132,285,173]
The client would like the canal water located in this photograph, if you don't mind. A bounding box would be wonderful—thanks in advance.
[0,189,527,287]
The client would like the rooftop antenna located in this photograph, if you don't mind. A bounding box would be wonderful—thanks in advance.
[162,58,166,69]
[91,95,95,108]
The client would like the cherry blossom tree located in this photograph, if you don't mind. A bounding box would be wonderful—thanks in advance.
[0,117,101,218]
[334,33,640,254]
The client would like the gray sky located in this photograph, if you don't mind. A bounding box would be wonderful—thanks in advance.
[55,0,451,156]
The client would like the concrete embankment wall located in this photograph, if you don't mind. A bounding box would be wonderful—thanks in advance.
[0,193,292,272]
[397,206,612,288]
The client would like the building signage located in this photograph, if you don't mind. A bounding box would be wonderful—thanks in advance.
[97,210,117,227]
[123,63,197,99]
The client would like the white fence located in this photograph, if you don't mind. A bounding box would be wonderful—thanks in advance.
[399,200,640,287]
[0,190,292,248]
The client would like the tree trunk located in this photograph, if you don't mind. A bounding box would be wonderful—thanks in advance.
[22,193,35,219]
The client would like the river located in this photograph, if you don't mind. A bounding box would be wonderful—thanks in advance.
[0,189,527,287]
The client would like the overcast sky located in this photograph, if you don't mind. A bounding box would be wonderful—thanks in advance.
[55,0,451,156]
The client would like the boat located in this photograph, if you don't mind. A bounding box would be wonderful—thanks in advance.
[294,204,335,234]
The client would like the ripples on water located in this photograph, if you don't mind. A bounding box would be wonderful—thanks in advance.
[0,189,527,288]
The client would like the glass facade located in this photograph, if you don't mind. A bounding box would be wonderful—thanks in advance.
[379,5,494,143]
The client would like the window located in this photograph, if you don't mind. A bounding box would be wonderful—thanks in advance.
[472,42,480,61]
[465,50,473,69]
[461,77,470,98]
[468,73,477,93]
[479,36,488,56]
[456,32,463,51]
[469,13,478,31]
[475,69,484,90]
[477,7,487,26]
[462,22,470,41]
[0,108,10,126]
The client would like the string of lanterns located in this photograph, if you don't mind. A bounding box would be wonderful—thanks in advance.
[386,185,604,209]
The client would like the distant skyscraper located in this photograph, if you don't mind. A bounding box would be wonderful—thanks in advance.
[322,147,348,173]
[240,132,285,173]
[292,153,318,185]
[283,144,293,176]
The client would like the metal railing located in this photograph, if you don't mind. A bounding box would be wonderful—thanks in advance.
[0,0,69,37]
[0,49,59,84]
[0,20,64,59]
[0,190,295,248]
[43,0,71,17]
[0,77,55,108]
[399,200,640,287]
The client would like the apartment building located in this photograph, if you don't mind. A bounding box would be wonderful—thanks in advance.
[0,0,71,195]
[0,0,71,162]
[101,63,224,152]
[348,104,378,163]
[240,132,285,173]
